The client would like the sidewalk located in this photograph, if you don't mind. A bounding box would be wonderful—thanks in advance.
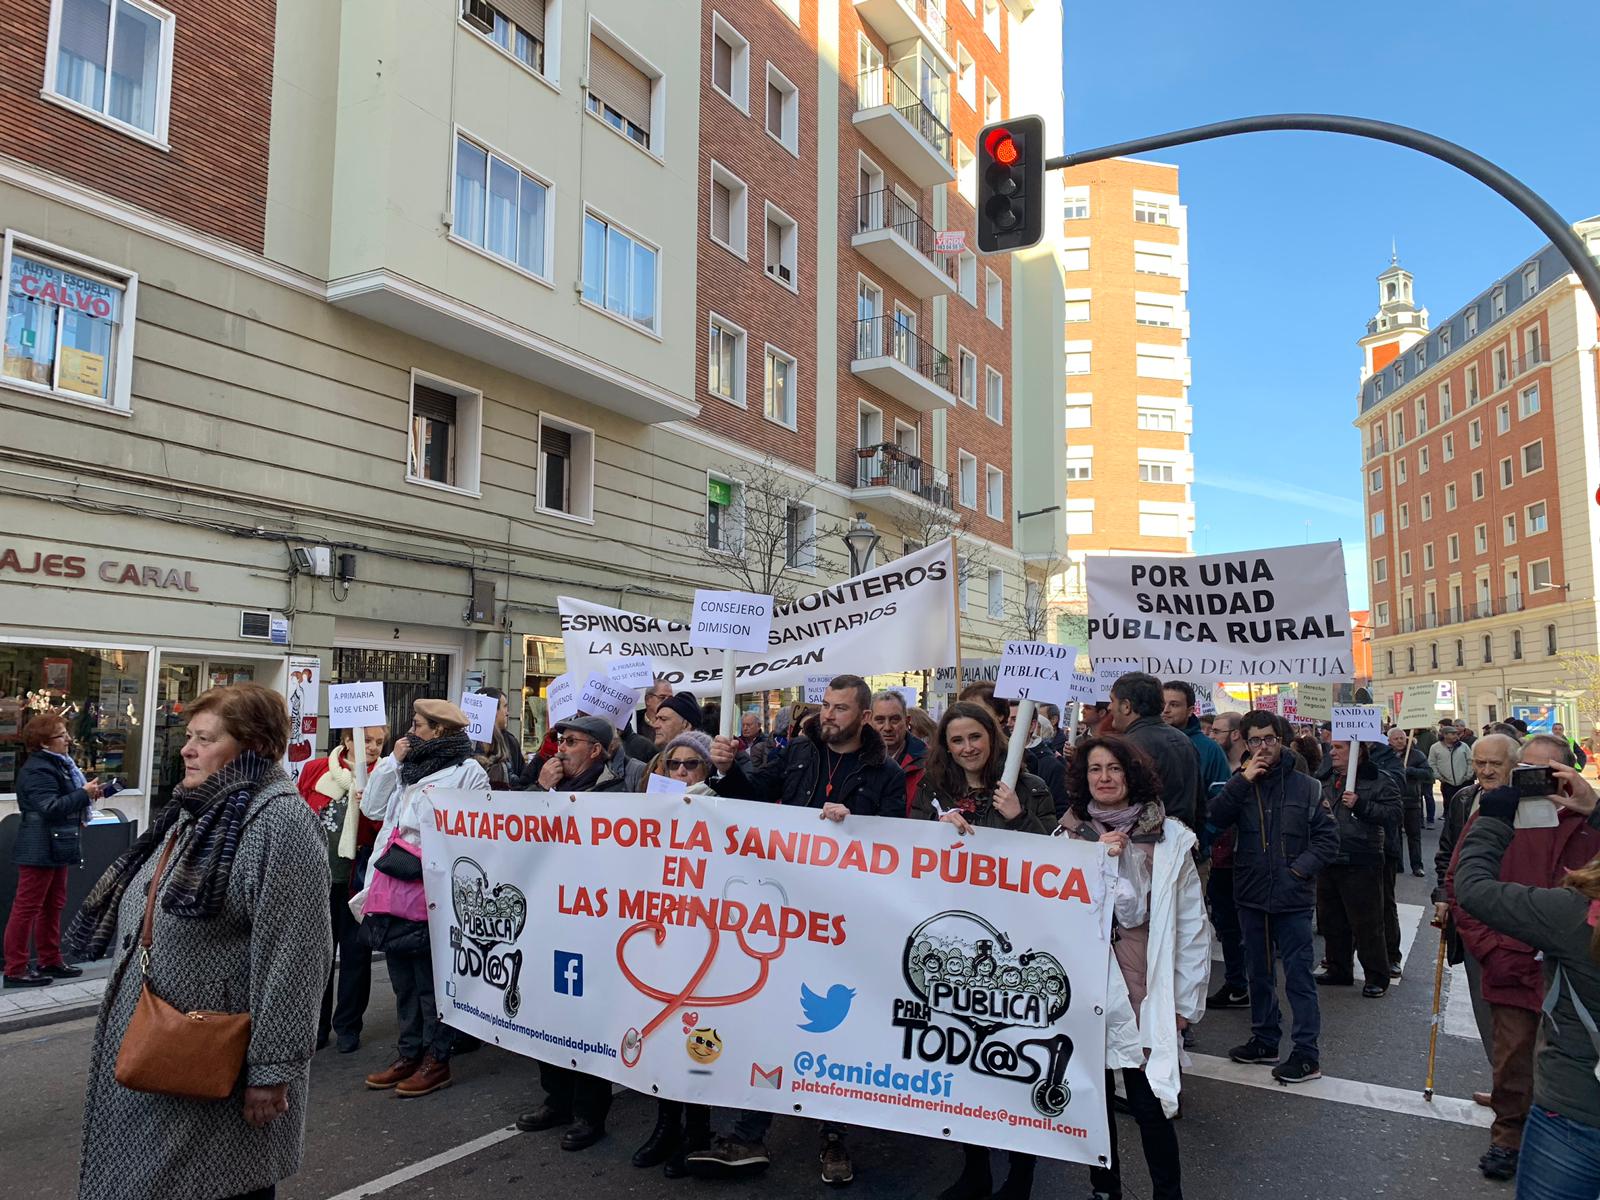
[0,960,111,1032]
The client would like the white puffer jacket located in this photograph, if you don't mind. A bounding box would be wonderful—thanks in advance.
[362,753,490,854]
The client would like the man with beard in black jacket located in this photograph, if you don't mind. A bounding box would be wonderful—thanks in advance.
[1109,671,1200,831]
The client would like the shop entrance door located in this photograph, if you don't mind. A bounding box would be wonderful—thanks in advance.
[150,658,259,812]
[332,648,451,742]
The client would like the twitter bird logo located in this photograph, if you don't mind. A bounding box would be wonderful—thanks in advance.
[798,983,856,1033]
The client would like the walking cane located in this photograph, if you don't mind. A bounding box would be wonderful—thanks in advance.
[1424,925,1448,1101]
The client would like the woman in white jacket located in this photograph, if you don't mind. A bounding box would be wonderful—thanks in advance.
[1060,735,1211,1200]
[358,699,488,1099]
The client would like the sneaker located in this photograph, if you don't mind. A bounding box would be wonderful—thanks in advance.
[1271,1053,1321,1084]
[1207,983,1250,1008]
[1479,1146,1518,1180]
[820,1132,854,1186]
[1228,1037,1279,1065]
[685,1136,770,1175]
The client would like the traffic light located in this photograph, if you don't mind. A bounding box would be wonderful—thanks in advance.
[976,115,1045,254]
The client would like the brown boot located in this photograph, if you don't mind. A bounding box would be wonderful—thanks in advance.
[394,1054,452,1097]
[365,1055,422,1090]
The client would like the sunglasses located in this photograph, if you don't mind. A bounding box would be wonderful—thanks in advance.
[665,758,705,773]
[557,734,595,749]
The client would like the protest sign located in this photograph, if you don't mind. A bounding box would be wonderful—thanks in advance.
[1069,672,1098,705]
[1090,658,1141,703]
[579,672,640,728]
[690,591,774,654]
[328,681,385,730]
[460,691,498,743]
[1086,542,1353,682]
[934,658,1002,693]
[1396,682,1440,729]
[1298,682,1334,722]
[609,655,655,691]
[804,673,831,704]
[422,791,1112,1164]
[645,773,687,795]
[561,541,960,697]
[546,674,577,726]
[891,685,920,711]
[1331,705,1383,743]
[994,642,1076,706]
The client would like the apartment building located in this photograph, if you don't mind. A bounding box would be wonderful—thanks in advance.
[1048,157,1193,640]
[0,0,1064,815]
[1358,225,1600,728]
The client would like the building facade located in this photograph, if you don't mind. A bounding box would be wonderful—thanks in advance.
[1048,157,1193,640]
[0,0,1064,820]
[1358,223,1600,729]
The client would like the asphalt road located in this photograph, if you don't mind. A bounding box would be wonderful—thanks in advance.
[0,824,1514,1199]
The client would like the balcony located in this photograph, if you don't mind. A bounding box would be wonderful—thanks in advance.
[853,0,956,70]
[851,190,957,299]
[853,62,955,188]
[851,314,954,412]
[852,443,954,521]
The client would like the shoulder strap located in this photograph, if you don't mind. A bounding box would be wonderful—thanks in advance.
[140,827,183,954]
[1542,964,1600,1063]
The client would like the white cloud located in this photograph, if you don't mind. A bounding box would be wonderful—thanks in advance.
[1194,476,1363,518]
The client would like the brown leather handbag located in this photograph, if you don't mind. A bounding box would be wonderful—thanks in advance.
[113,829,252,1101]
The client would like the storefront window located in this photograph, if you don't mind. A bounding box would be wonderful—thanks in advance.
[522,635,567,752]
[3,248,128,405]
[0,642,148,795]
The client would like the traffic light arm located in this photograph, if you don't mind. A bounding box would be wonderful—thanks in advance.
[1049,113,1600,317]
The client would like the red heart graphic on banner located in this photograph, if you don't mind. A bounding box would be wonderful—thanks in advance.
[680,1010,699,1030]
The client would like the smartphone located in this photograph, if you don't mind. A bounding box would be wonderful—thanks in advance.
[1512,765,1557,797]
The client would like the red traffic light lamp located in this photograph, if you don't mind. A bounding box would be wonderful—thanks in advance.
[977,115,1045,254]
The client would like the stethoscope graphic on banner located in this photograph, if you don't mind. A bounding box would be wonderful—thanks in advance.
[615,875,791,1068]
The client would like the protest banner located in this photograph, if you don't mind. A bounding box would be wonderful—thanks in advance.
[561,541,959,698]
[1298,682,1334,722]
[546,674,577,726]
[460,691,498,744]
[1085,542,1353,682]
[422,791,1112,1164]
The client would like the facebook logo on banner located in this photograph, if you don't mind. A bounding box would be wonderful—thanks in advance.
[554,951,584,997]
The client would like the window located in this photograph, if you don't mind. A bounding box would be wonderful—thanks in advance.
[1492,286,1506,319]
[1396,457,1408,484]
[958,250,978,305]
[1497,402,1510,433]
[1134,246,1176,275]
[982,0,1001,44]
[1494,347,1509,388]
[765,63,798,154]
[708,162,748,256]
[1135,298,1176,327]
[1421,493,1432,520]
[958,451,977,507]
[1407,648,1415,673]
[1474,523,1488,554]
[1417,345,1427,372]
[1466,307,1479,339]
[1523,262,1539,297]
[1375,602,1389,627]
[958,555,969,611]
[1133,199,1170,225]
[1063,187,1090,220]
[463,1,547,76]
[1512,630,1524,660]
[1526,501,1547,534]
[1418,445,1430,474]
[537,413,595,520]
[956,43,976,108]
[1499,457,1514,489]
[1400,550,1411,577]
[857,401,882,449]
[1391,411,1406,446]
[1064,343,1091,375]
[1441,326,1452,355]
[1442,432,1454,461]
[586,29,656,149]
[1065,506,1093,535]
[1371,510,1385,537]
[1372,557,1388,583]
[958,348,977,406]
[984,367,1003,423]
[1483,634,1493,664]
[1530,560,1553,592]
[764,204,798,289]
[1471,469,1484,500]
[771,0,800,20]
[956,141,975,205]
[710,15,749,111]
[984,568,1005,619]
[581,211,658,331]
[985,467,1004,519]
[1519,384,1540,419]
[2,236,135,410]
[1067,395,1093,429]
[1439,381,1453,420]
[707,314,745,404]
[1415,396,1428,433]
[1547,623,1558,656]
[762,346,796,428]
[985,268,1002,325]
[785,501,816,571]
[1061,244,1090,272]
[1456,639,1465,667]
[451,133,552,277]
[1139,508,1182,538]
[1469,418,1482,448]
[407,374,483,494]
[1445,483,1457,511]
[982,78,1002,122]
[1140,408,1176,432]
[1064,449,1092,482]
[1136,345,1183,379]
[1522,440,1544,475]
[46,0,174,142]
[1065,297,1091,323]
[1385,651,1394,675]
[1139,461,1175,483]
[1447,533,1459,562]
[1524,324,1543,364]
[706,474,744,553]
[1503,514,1517,546]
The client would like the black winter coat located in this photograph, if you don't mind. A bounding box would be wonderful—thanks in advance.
[1121,715,1199,829]
[711,724,906,818]
[1320,758,1402,868]
[12,752,92,868]
[1208,752,1339,912]
[907,771,1055,833]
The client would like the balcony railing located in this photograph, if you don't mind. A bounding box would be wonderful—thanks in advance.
[856,61,952,162]
[854,443,951,507]
[1391,594,1530,634]
[855,314,951,389]
[855,189,958,283]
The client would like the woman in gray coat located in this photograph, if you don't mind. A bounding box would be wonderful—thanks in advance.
[69,683,332,1200]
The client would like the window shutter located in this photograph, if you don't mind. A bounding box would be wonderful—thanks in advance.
[412,383,457,424]
[711,179,731,244]
[589,36,652,132]
[541,425,572,459]
[60,0,111,65]
[767,82,783,137]
[713,34,733,94]
[498,0,545,40]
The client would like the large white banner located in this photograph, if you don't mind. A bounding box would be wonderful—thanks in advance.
[559,540,960,697]
[421,790,1113,1164]
[1086,541,1354,682]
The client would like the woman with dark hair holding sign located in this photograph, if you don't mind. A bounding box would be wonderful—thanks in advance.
[910,700,1054,1200]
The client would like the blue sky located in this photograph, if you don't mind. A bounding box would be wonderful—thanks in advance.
[1062,0,1600,606]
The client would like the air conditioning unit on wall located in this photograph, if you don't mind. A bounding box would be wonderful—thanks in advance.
[462,0,495,35]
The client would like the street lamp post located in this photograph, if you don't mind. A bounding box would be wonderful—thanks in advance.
[842,512,881,577]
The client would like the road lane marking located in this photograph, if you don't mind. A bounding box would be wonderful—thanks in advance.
[1185,1053,1491,1127]
[1443,961,1481,1041]
[321,1125,520,1199]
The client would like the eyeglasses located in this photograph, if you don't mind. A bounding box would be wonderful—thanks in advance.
[557,735,594,749]
[1245,735,1280,749]
[665,758,704,773]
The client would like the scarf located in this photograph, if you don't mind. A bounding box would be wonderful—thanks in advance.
[66,751,281,961]
[399,730,474,786]
[1088,800,1144,833]
[44,748,87,790]
[310,744,365,861]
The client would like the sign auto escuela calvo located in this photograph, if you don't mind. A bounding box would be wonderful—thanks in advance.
[0,547,200,592]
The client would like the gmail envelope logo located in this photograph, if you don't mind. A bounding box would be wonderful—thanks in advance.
[750,1063,783,1089]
